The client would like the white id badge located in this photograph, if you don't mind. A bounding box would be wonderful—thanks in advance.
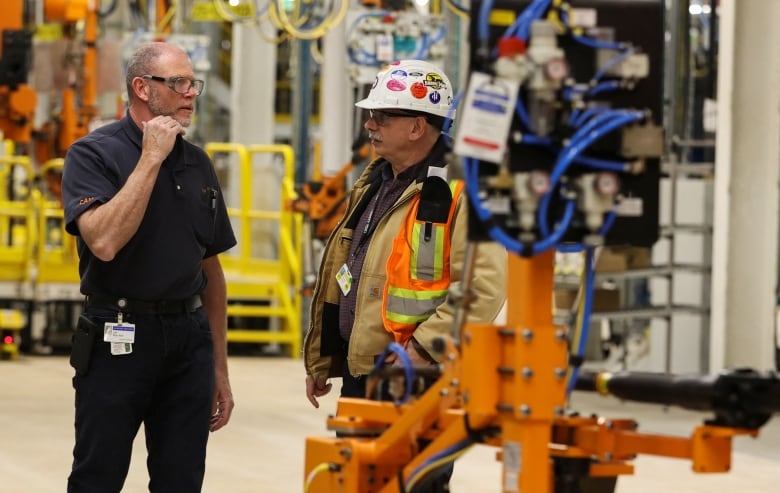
[336,263,353,296]
[111,323,135,343]
[103,322,136,343]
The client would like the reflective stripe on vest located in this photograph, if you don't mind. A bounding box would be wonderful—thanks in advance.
[383,179,463,343]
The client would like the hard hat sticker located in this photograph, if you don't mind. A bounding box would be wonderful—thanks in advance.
[387,80,407,91]
[425,73,445,89]
[391,70,407,79]
[410,82,427,99]
[429,91,441,105]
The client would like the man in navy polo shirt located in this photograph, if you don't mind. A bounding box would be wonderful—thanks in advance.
[62,42,236,492]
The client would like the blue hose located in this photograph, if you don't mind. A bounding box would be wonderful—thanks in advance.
[538,111,644,236]
[371,342,415,404]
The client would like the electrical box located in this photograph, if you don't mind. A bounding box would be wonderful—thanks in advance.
[464,0,664,248]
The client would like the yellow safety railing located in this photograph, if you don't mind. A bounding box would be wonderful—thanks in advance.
[0,140,303,359]
[205,142,303,357]
[0,153,37,284]
[35,158,80,284]
[0,145,36,361]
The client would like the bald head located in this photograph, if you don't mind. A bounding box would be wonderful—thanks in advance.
[125,43,190,104]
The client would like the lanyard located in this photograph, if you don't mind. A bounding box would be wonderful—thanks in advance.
[364,183,384,234]
[354,181,385,254]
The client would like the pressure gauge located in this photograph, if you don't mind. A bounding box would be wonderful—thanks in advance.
[528,170,551,195]
[545,58,569,82]
[595,172,619,196]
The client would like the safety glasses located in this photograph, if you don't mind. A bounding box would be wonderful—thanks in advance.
[142,75,204,96]
[368,109,421,126]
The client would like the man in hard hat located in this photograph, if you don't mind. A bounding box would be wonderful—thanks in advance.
[303,60,507,491]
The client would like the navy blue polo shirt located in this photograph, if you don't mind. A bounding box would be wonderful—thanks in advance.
[62,115,236,300]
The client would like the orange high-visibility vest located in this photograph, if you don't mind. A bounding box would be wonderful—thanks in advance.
[382,177,464,344]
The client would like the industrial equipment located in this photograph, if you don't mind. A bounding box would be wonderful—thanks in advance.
[346,8,449,85]
[0,1,36,146]
[0,0,103,353]
[302,1,780,492]
[205,143,304,357]
[0,309,26,360]
[1,0,100,167]
[291,132,371,244]
[0,1,218,353]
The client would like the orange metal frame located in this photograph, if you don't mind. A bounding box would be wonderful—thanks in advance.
[304,250,759,492]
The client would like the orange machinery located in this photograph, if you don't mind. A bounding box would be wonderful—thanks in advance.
[291,132,372,241]
[44,0,99,160]
[1,0,99,200]
[304,249,780,492]
[0,0,37,145]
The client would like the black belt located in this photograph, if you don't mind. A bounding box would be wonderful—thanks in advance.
[85,294,203,315]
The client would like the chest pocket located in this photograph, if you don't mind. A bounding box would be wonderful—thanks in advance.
[192,185,218,246]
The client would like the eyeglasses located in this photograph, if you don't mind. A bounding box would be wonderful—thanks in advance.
[368,109,421,127]
[142,75,205,96]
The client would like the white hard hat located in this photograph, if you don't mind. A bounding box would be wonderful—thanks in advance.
[355,60,455,119]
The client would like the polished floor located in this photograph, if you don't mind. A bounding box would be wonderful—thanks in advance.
[1,354,779,492]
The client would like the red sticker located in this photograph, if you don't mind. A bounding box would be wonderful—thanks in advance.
[410,82,427,99]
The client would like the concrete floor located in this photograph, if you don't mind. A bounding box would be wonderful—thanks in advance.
[1,355,779,492]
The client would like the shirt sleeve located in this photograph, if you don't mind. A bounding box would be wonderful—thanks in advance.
[61,142,118,236]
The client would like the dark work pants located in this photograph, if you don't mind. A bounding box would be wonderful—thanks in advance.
[68,307,215,493]
[341,362,452,492]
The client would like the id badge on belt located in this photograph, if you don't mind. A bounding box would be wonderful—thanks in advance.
[104,312,135,355]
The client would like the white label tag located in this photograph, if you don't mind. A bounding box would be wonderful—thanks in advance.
[502,441,522,492]
[570,7,597,28]
[110,342,133,355]
[376,34,394,62]
[454,72,519,164]
[615,196,643,216]
[336,263,353,296]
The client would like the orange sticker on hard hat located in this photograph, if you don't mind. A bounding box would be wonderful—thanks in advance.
[410,82,427,99]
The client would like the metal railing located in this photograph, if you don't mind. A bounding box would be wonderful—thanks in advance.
[205,142,303,357]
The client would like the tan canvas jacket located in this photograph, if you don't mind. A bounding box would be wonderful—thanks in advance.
[303,157,507,381]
